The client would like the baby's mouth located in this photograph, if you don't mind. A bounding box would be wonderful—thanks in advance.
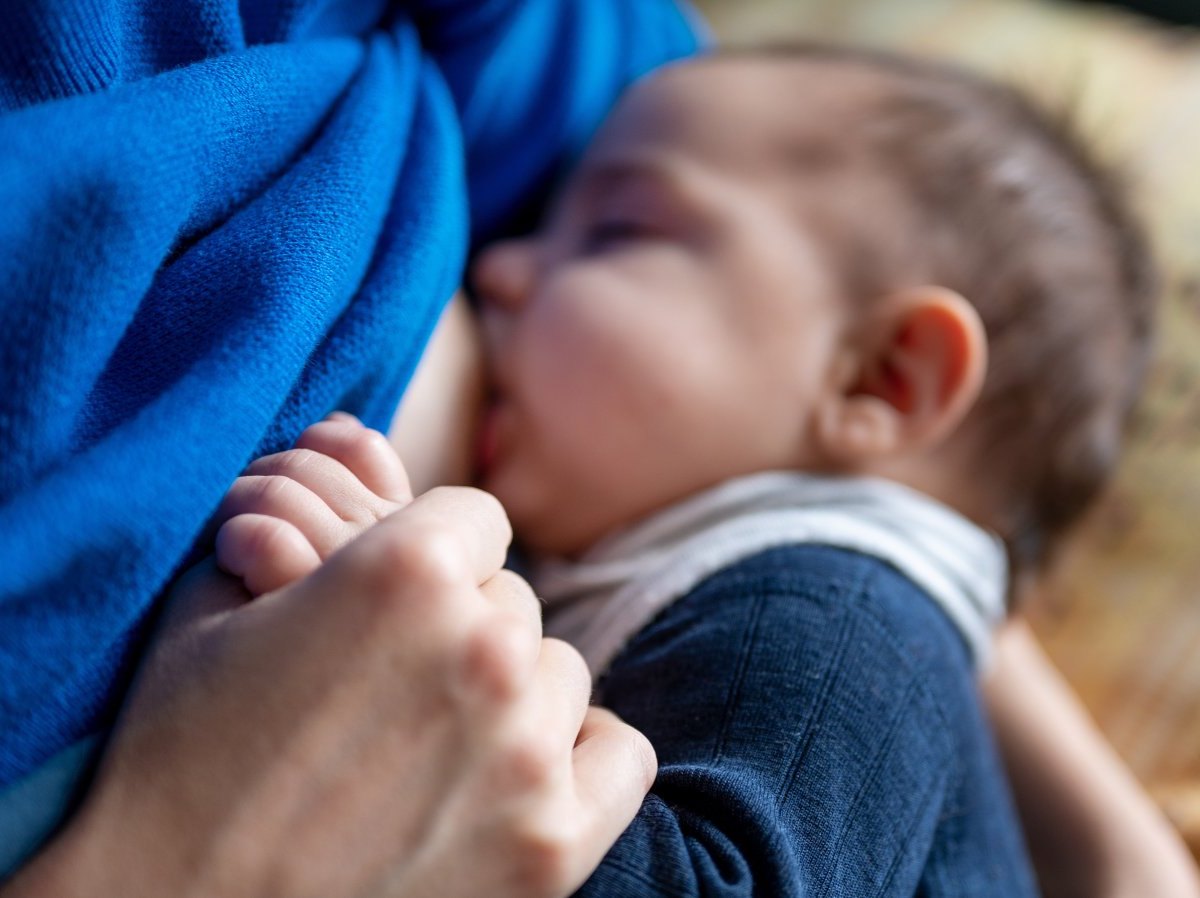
[474,394,505,483]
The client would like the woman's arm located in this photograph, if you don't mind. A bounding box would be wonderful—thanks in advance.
[2,482,654,898]
[986,618,1200,898]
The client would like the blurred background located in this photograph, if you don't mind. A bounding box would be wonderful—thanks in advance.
[695,0,1200,861]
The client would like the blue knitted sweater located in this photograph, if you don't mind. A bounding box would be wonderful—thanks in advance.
[0,0,702,790]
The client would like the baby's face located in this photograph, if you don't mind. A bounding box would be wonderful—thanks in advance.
[473,59,882,556]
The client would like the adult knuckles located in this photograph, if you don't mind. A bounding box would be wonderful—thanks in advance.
[456,618,529,704]
[483,568,539,610]
[574,709,657,801]
[542,638,592,692]
[351,520,469,616]
[492,730,560,794]
[506,809,588,898]
[422,486,512,546]
[381,522,466,584]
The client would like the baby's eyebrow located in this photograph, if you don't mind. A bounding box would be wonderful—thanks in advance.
[545,155,706,234]
[573,156,693,202]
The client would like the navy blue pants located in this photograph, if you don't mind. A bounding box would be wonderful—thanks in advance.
[577,545,1039,897]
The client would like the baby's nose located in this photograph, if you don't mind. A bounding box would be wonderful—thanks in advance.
[471,239,536,314]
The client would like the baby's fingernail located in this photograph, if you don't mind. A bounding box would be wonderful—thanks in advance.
[325,410,360,424]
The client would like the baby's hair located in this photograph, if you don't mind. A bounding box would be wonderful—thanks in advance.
[706,43,1159,585]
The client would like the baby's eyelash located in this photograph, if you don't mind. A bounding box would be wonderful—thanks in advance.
[583,220,657,252]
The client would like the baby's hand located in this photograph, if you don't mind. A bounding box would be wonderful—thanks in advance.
[213,413,413,596]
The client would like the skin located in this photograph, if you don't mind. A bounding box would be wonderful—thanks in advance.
[985,620,1200,898]
[14,54,1193,898]
[460,55,1199,894]
[471,57,990,558]
[3,420,657,898]
[390,294,487,495]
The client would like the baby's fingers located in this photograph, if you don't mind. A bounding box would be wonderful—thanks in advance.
[294,415,412,505]
[216,514,322,596]
[244,448,400,526]
[215,475,351,558]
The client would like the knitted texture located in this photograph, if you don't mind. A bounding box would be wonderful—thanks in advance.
[0,0,702,787]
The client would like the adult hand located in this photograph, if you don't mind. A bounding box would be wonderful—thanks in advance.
[6,489,654,898]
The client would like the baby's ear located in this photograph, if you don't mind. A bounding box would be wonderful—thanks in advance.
[816,287,987,465]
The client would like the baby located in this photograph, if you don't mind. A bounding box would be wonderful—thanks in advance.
[213,45,1155,895]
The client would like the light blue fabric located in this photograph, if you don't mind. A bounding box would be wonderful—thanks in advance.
[0,737,99,880]
[0,0,704,871]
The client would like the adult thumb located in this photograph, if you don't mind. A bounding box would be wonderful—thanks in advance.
[155,557,251,637]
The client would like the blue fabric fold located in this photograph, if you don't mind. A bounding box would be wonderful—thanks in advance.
[0,0,704,805]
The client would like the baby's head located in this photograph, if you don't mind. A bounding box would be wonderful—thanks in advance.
[471,45,1156,583]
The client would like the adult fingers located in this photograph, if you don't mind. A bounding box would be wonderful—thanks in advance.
[357,486,512,589]
[244,448,399,524]
[480,706,655,898]
[478,569,543,642]
[528,638,593,750]
[570,707,657,859]
[270,486,515,666]
[155,559,253,634]
[450,570,545,704]
[216,514,323,597]
[450,638,593,849]
[294,415,413,504]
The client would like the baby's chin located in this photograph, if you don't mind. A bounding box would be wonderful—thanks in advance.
[499,483,645,562]
[481,474,591,560]
[512,520,596,561]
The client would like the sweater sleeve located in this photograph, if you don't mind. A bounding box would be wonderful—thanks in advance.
[0,0,703,795]
[575,545,1032,897]
[407,0,707,244]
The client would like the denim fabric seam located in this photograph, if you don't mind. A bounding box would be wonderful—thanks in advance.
[873,767,948,897]
[850,564,968,803]
[670,552,871,817]
[810,673,944,898]
[680,549,968,887]
[773,596,858,815]
[709,588,770,769]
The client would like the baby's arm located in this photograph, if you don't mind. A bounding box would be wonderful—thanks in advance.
[576,546,1037,897]
[986,620,1200,898]
[212,412,411,595]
